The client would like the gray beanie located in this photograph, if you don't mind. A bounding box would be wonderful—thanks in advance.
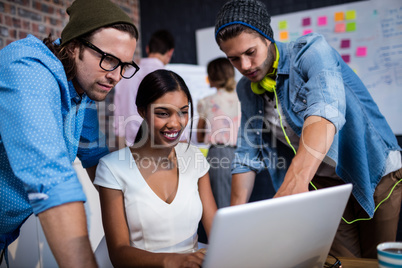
[61,0,137,46]
[215,0,274,43]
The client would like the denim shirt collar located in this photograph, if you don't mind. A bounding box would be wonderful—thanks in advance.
[68,80,85,104]
[276,42,290,76]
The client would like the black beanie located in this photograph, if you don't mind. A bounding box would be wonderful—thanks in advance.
[215,0,274,43]
[61,0,137,46]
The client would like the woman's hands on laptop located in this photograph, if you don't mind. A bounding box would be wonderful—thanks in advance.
[163,249,206,268]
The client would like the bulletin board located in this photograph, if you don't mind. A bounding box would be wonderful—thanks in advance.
[196,0,402,135]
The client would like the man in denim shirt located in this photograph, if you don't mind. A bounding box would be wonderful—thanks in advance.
[215,0,402,259]
[0,0,139,266]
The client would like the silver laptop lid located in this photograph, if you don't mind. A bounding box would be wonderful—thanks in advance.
[202,184,352,268]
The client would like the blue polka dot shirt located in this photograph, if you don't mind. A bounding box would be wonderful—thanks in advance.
[0,35,109,247]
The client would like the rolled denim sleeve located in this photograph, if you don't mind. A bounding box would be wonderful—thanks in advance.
[296,34,346,133]
[0,54,86,215]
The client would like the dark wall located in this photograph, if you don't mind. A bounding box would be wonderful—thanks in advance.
[139,0,366,64]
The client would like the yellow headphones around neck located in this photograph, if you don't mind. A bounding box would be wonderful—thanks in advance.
[250,43,279,94]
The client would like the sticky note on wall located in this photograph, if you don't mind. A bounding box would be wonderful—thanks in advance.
[279,31,289,41]
[335,23,346,33]
[340,39,351,48]
[356,46,367,57]
[341,55,351,63]
[302,17,311,26]
[303,29,313,35]
[346,22,356,32]
[317,16,327,26]
[278,20,287,30]
[334,12,344,21]
[346,10,356,20]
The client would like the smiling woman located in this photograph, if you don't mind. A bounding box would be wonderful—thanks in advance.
[142,90,189,147]
[93,69,217,268]
[134,69,193,147]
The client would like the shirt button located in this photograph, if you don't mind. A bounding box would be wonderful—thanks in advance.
[303,99,307,104]
[259,110,262,114]
[256,131,260,135]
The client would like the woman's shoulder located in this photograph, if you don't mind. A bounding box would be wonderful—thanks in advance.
[100,147,132,165]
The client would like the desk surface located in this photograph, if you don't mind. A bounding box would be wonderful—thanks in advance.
[338,257,377,268]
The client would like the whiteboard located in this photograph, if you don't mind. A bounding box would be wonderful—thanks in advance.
[196,0,402,134]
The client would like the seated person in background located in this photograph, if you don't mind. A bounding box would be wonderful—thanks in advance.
[197,57,241,208]
[94,69,217,268]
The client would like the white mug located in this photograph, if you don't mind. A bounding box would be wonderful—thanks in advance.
[377,242,402,268]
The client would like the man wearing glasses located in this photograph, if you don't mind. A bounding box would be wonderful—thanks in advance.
[0,0,139,267]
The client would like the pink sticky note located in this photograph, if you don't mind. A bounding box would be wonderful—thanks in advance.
[317,16,327,26]
[341,54,351,63]
[302,17,311,26]
[303,29,313,35]
[335,23,346,33]
[356,46,367,57]
[340,39,351,49]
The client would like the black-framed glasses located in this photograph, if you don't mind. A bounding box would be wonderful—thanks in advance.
[324,253,342,268]
[78,38,140,79]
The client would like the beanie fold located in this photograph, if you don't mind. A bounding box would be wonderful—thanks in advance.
[215,0,274,43]
[61,0,136,46]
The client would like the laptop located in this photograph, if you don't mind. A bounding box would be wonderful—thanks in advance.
[202,184,352,268]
